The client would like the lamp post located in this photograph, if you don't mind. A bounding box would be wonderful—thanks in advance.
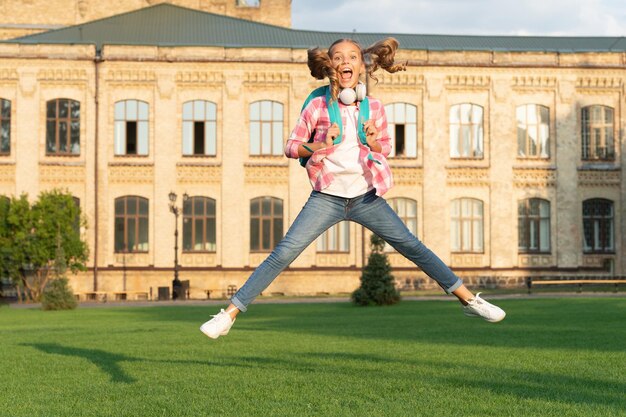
[168,191,188,299]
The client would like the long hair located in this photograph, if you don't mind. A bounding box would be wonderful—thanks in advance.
[307,37,406,102]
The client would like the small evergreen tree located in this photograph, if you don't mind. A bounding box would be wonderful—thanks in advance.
[42,233,77,310]
[42,277,77,310]
[352,234,400,306]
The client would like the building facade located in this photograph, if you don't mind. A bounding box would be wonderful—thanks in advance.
[0,2,624,299]
[0,0,289,40]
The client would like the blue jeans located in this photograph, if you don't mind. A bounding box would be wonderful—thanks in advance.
[231,189,463,312]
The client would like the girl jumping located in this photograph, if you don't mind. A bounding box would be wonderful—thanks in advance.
[201,37,505,339]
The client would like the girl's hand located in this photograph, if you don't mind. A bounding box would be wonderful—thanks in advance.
[363,120,378,143]
[326,123,340,146]
[363,120,381,152]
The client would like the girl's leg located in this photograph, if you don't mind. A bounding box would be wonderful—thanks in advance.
[347,193,505,321]
[348,193,462,295]
[229,191,344,313]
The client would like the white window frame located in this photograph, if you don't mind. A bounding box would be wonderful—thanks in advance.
[516,104,550,159]
[182,100,217,156]
[114,100,149,156]
[249,100,283,156]
[449,103,483,158]
[384,103,417,158]
[451,198,484,253]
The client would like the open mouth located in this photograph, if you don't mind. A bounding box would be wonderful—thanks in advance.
[340,68,353,81]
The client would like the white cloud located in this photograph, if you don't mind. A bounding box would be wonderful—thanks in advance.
[291,0,626,36]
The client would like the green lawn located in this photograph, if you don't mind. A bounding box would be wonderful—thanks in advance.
[1,298,625,417]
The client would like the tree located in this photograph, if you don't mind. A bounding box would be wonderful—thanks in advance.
[0,189,88,302]
[352,234,401,306]
[41,236,78,310]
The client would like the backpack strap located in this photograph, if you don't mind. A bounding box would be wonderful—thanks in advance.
[299,85,379,167]
[356,97,381,165]
[299,85,336,167]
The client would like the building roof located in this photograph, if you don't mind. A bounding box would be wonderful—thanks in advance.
[5,3,626,53]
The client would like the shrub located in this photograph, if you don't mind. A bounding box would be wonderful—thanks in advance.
[352,234,400,306]
[41,277,77,311]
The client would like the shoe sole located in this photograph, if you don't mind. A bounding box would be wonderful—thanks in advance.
[464,311,506,323]
[199,318,235,339]
[199,326,230,339]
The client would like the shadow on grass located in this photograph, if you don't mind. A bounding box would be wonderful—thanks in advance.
[19,344,625,410]
[23,343,140,383]
[21,342,254,384]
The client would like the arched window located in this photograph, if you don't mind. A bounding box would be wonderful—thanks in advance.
[114,100,149,155]
[583,199,614,253]
[516,104,550,158]
[114,196,149,253]
[182,100,217,156]
[249,100,283,156]
[384,103,417,158]
[518,198,550,253]
[317,222,349,252]
[451,198,483,253]
[0,99,10,155]
[581,105,614,161]
[449,103,483,158]
[46,98,80,155]
[183,196,216,252]
[250,197,283,251]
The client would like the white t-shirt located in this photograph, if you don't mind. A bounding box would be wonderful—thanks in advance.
[322,106,372,198]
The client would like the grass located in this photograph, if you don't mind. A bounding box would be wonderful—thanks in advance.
[1,298,625,417]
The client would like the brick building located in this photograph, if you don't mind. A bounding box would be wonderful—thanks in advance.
[0,2,624,299]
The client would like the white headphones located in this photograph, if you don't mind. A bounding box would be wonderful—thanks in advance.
[338,82,366,105]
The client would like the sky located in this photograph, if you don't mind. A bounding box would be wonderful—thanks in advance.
[291,0,626,36]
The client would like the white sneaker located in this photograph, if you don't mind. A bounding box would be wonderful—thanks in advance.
[462,293,506,323]
[200,309,236,339]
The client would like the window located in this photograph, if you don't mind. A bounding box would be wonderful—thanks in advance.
[385,198,417,252]
[384,103,417,157]
[582,106,614,161]
[317,222,349,252]
[46,99,80,155]
[114,100,149,155]
[249,101,283,156]
[183,100,217,156]
[583,199,614,253]
[183,196,216,252]
[450,103,483,158]
[250,197,283,251]
[114,196,149,253]
[518,199,550,253]
[0,99,10,155]
[517,104,550,158]
[451,198,483,253]
[236,0,260,6]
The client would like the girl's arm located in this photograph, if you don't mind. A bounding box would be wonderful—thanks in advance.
[364,100,391,156]
[285,98,337,159]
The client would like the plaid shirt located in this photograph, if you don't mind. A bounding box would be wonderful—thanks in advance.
[284,96,394,196]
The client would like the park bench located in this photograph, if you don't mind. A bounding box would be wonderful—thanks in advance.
[525,276,626,294]
[79,291,109,302]
[112,291,149,301]
[204,285,238,300]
